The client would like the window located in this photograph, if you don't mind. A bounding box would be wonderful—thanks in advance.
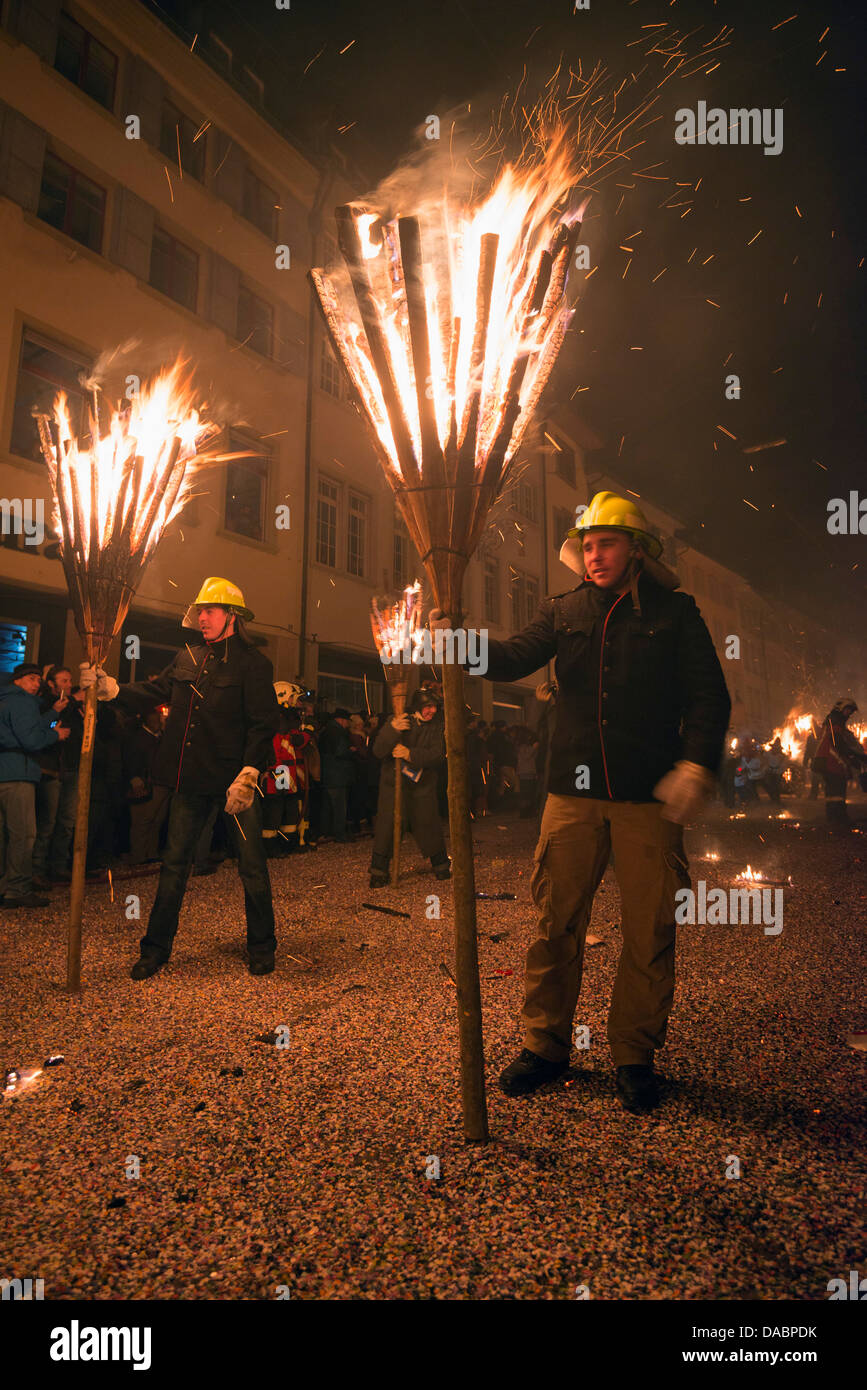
[208,33,232,77]
[224,438,268,541]
[553,506,574,549]
[242,167,278,239]
[159,101,206,182]
[237,283,273,357]
[393,510,412,589]
[38,151,105,252]
[316,478,338,567]
[347,493,368,577]
[515,480,538,522]
[11,330,92,462]
[483,557,499,624]
[54,11,117,109]
[318,673,382,715]
[149,227,198,309]
[553,440,576,486]
[524,575,540,626]
[320,338,342,397]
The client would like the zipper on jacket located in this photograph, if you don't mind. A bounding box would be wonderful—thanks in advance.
[598,591,628,800]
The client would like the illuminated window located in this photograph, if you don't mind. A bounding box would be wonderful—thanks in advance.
[347,493,368,577]
[316,478,338,567]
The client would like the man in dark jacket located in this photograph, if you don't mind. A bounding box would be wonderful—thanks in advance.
[81,577,280,977]
[369,685,449,887]
[318,709,355,843]
[432,492,731,1114]
[0,663,70,908]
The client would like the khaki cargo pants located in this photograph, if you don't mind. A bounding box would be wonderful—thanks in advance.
[525,794,690,1067]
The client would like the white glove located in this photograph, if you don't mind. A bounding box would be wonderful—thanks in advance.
[428,607,452,632]
[653,760,716,825]
[79,662,119,701]
[224,766,260,815]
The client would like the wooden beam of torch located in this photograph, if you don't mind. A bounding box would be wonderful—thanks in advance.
[398,215,449,547]
[334,206,421,493]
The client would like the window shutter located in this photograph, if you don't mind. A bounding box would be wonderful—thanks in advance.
[278,191,309,263]
[276,303,307,376]
[109,186,154,280]
[208,252,240,337]
[11,0,62,64]
[122,56,162,146]
[212,129,244,212]
[0,104,47,213]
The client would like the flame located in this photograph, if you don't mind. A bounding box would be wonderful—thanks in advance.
[764,710,817,761]
[314,123,585,482]
[44,360,220,566]
[371,581,424,661]
[735,865,764,882]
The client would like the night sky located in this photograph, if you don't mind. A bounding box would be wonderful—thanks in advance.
[154,0,866,634]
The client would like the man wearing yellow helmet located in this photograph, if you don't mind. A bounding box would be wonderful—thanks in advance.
[81,577,281,977]
[433,490,731,1113]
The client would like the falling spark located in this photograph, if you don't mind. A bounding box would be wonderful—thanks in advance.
[622,258,632,278]
[706,299,720,307]
[234,814,246,841]
[652,267,667,281]
[175,124,183,180]
[164,167,174,203]
[339,39,356,54]
[795,204,802,217]
[743,499,759,512]
[192,120,210,143]
[743,438,786,454]
[190,33,198,52]
[771,14,797,30]
[747,229,762,245]
[108,868,114,903]
[716,425,737,440]
[304,45,326,74]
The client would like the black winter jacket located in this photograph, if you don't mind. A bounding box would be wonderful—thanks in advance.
[483,576,731,801]
[373,714,445,793]
[115,634,279,796]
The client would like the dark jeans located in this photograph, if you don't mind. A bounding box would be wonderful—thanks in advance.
[142,792,275,961]
[321,785,347,840]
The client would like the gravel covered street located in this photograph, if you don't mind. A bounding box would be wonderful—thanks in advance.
[2,797,865,1301]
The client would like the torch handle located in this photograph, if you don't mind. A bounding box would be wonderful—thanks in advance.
[440,655,489,1142]
[390,686,407,887]
[67,683,98,992]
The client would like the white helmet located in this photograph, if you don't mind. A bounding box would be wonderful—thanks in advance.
[274,681,304,709]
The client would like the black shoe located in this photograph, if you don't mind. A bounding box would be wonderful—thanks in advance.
[498,1049,568,1097]
[3,892,51,908]
[432,861,452,880]
[368,872,389,889]
[615,1064,659,1114]
[249,955,275,976]
[192,864,218,876]
[130,954,166,980]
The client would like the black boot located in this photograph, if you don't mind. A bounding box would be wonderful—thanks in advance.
[369,871,389,889]
[499,1049,568,1097]
[431,855,452,881]
[130,953,166,981]
[615,1064,659,1114]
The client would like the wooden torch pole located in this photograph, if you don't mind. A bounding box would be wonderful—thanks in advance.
[440,634,489,1142]
[390,681,407,886]
[67,679,97,992]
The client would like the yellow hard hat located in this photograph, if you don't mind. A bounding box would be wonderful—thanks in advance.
[182,576,255,628]
[559,491,662,576]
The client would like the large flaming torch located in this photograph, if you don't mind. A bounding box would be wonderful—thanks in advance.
[312,123,587,1141]
[370,581,423,886]
[36,362,222,992]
